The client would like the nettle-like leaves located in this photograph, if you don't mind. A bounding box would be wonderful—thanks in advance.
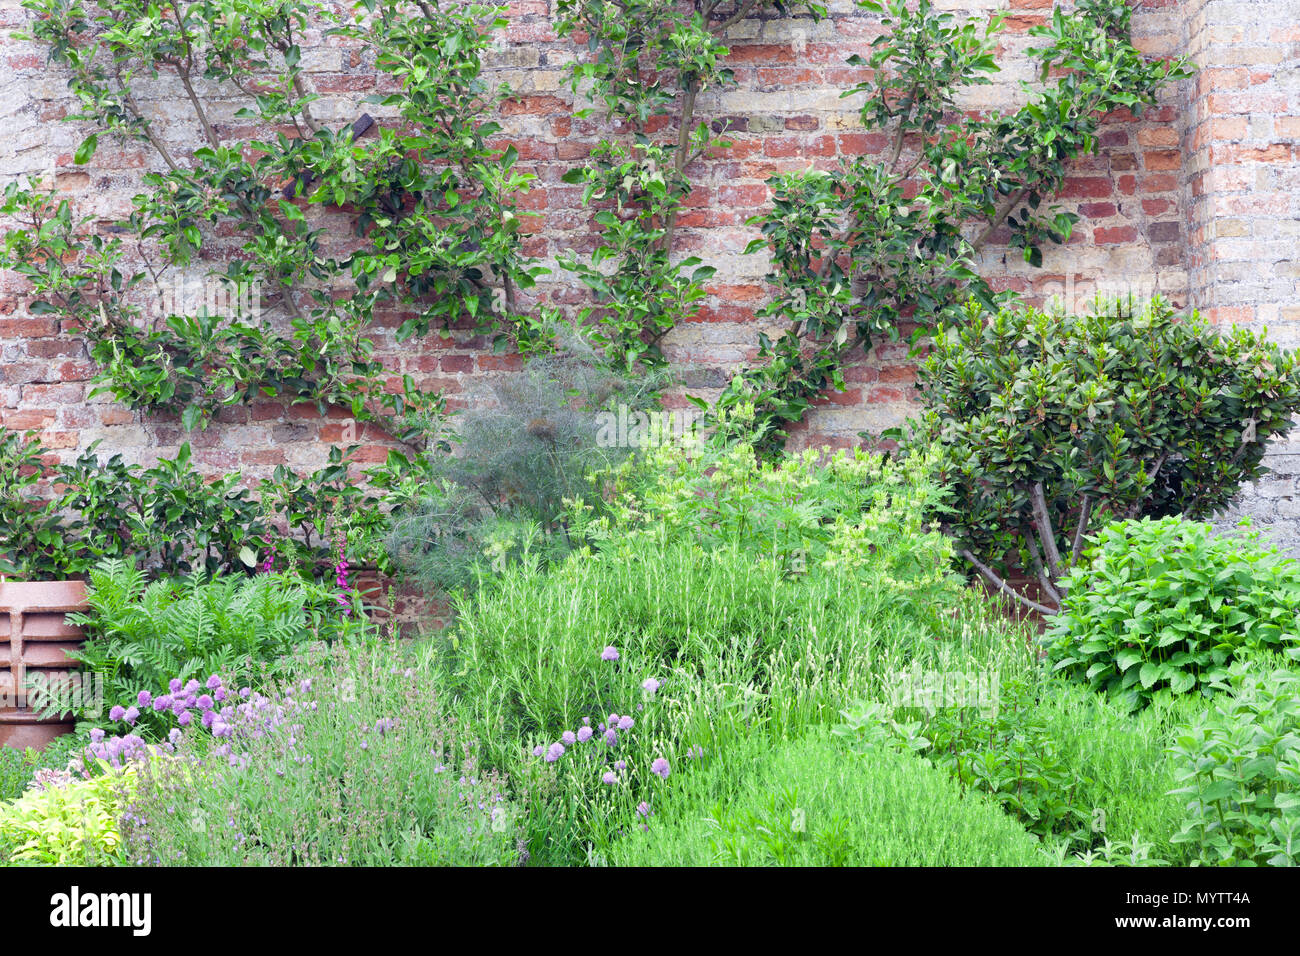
[919,296,1300,616]
[1046,517,1300,711]
[1167,662,1300,866]
[5,0,537,443]
[720,0,1192,452]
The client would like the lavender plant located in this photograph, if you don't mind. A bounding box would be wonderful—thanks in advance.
[110,645,521,866]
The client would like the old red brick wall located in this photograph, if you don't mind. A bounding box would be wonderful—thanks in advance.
[0,0,1294,538]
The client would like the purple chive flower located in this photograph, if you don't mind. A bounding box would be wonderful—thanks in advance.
[197,694,214,711]
[601,771,618,785]
[641,678,660,696]
[576,726,593,743]
[545,743,565,763]
[651,758,670,779]
[169,679,183,694]
[124,706,139,725]
[561,731,576,746]
[153,695,172,712]
[109,705,126,722]
[137,691,152,708]
[206,675,222,690]
[177,711,192,727]
[636,801,652,818]
[601,646,619,662]
[614,760,626,771]
[183,679,200,695]
[89,728,105,743]
[532,745,546,758]
[214,688,228,702]
[201,710,216,729]
[604,729,618,747]
[618,715,634,730]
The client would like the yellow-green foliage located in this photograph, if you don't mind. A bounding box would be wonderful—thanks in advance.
[0,764,132,866]
[573,434,954,589]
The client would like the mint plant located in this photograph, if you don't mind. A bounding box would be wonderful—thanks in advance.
[1047,518,1300,709]
[1168,661,1300,866]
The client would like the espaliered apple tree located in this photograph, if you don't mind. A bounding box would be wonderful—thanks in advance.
[719,0,1192,455]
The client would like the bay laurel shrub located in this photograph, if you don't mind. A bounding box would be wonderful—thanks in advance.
[605,733,1050,867]
[1168,661,1300,867]
[919,296,1300,615]
[1046,517,1300,710]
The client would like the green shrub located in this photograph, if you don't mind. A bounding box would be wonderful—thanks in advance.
[57,559,356,730]
[919,296,1300,616]
[0,766,132,866]
[430,448,1036,863]
[119,643,520,866]
[605,733,1051,866]
[0,736,83,804]
[1034,682,1201,865]
[1,426,427,580]
[835,676,1203,864]
[0,426,72,578]
[836,679,1090,846]
[581,435,952,578]
[1167,661,1300,866]
[1046,517,1300,710]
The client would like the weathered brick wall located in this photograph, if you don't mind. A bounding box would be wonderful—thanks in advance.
[1179,0,1300,549]
[0,0,1293,540]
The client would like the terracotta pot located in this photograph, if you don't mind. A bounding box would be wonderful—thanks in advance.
[0,580,90,751]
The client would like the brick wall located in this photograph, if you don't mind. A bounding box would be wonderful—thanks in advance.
[1178,0,1300,549]
[1,0,1296,541]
